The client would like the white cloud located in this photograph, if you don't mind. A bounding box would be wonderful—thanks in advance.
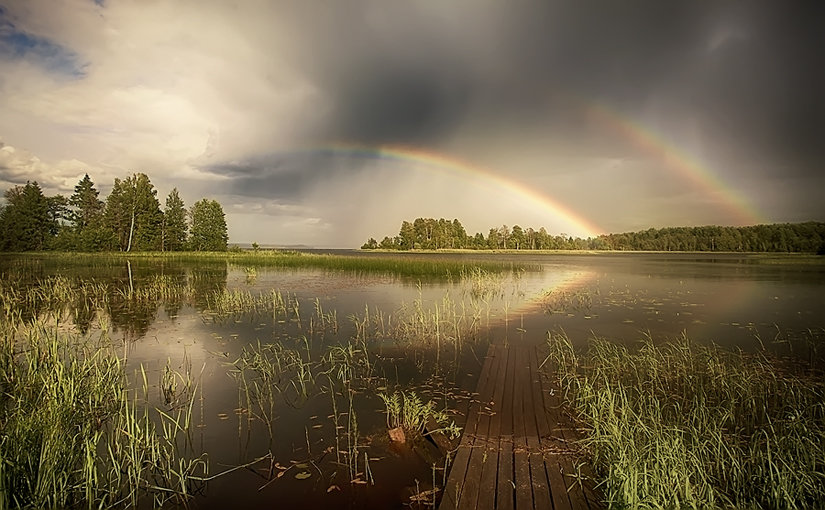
[0,138,114,194]
[0,0,326,183]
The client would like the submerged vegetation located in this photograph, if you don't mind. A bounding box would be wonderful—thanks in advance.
[544,331,825,509]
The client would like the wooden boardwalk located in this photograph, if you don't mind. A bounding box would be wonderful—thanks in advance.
[439,344,601,510]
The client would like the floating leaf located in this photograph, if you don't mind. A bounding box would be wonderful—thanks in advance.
[327,485,340,493]
[295,471,311,480]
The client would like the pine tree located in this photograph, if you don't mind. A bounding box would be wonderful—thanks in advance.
[63,174,115,251]
[163,188,187,251]
[0,181,51,251]
[69,174,104,230]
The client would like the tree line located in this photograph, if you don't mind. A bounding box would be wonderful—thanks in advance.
[362,218,825,253]
[0,173,228,252]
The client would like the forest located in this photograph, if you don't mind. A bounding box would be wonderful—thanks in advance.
[0,174,228,252]
[362,218,825,253]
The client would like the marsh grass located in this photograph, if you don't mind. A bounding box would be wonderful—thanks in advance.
[0,322,207,509]
[6,251,529,280]
[377,391,456,439]
[544,331,825,509]
[0,253,516,504]
[542,288,597,315]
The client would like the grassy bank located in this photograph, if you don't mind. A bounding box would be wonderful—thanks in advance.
[0,250,530,280]
[544,332,825,509]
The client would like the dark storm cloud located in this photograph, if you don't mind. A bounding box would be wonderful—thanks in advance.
[197,0,823,229]
[289,2,711,137]
[201,152,365,201]
[327,58,472,145]
[268,1,824,170]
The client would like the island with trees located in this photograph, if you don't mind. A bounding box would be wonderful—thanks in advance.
[361,218,825,253]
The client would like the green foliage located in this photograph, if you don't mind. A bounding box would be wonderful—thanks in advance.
[189,199,228,251]
[603,222,825,252]
[0,173,231,253]
[363,219,825,253]
[69,174,104,231]
[0,324,207,508]
[378,390,458,438]
[162,188,187,251]
[0,181,55,251]
[361,237,378,250]
[378,391,436,432]
[104,173,163,251]
[62,174,116,251]
[545,332,825,509]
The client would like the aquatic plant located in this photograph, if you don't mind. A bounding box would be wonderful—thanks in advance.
[377,390,453,437]
[9,250,529,280]
[0,322,207,509]
[544,331,825,509]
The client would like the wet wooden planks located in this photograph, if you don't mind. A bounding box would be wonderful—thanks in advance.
[439,344,601,510]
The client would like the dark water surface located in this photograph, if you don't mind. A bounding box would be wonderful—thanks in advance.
[3,252,824,508]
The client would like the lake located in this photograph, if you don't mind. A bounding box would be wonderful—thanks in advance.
[2,251,823,508]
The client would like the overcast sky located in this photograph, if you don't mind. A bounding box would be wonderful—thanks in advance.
[1,1,823,246]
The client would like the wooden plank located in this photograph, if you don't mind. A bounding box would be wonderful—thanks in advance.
[512,347,532,510]
[441,344,603,510]
[475,343,509,510]
[458,344,504,510]
[440,344,497,510]
[495,345,516,510]
[523,346,553,510]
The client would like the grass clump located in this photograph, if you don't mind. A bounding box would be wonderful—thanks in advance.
[544,331,825,509]
[0,323,207,508]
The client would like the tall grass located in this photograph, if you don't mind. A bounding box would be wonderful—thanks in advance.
[378,390,458,439]
[3,251,531,280]
[0,253,510,504]
[544,331,825,509]
[0,322,207,508]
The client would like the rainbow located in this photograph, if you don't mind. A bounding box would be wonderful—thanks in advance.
[583,101,762,226]
[295,142,605,238]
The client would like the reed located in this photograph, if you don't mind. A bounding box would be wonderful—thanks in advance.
[544,331,825,509]
[378,390,452,436]
[8,251,531,280]
[0,322,207,508]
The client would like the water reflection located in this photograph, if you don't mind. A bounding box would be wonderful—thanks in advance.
[1,252,823,508]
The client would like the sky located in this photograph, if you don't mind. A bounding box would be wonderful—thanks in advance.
[0,1,823,247]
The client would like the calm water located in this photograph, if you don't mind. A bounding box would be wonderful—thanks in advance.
[3,252,824,508]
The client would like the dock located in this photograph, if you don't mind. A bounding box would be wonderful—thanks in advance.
[439,344,601,510]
